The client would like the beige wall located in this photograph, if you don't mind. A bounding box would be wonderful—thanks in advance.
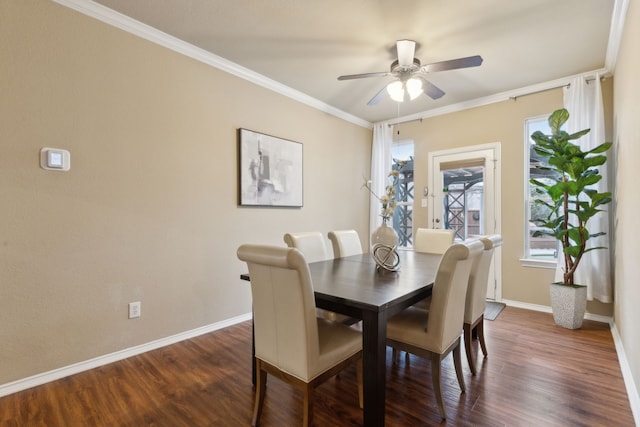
[396,84,614,316]
[613,0,640,405]
[0,1,371,384]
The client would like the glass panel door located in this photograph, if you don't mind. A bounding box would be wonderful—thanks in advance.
[428,145,501,300]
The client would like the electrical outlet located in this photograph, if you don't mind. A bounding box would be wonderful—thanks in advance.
[128,301,141,319]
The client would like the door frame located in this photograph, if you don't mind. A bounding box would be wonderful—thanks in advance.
[427,142,502,301]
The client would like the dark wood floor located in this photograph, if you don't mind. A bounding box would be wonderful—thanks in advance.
[0,307,634,426]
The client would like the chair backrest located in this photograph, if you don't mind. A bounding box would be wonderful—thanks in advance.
[328,230,363,258]
[237,244,320,381]
[464,234,503,323]
[283,232,331,263]
[427,240,484,353]
[414,228,456,254]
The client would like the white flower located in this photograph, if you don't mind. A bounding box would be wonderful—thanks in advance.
[362,169,400,223]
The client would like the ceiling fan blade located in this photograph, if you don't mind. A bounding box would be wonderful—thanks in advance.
[367,85,388,106]
[416,76,445,100]
[338,71,391,81]
[396,39,416,67]
[422,55,483,73]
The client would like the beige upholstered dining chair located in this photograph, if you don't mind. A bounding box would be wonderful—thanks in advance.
[463,234,502,375]
[414,228,456,254]
[284,231,353,324]
[283,231,331,263]
[237,244,363,427]
[411,228,456,312]
[328,230,363,258]
[386,239,484,420]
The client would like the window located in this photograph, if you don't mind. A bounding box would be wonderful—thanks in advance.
[440,160,485,241]
[391,140,414,248]
[524,115,558,263]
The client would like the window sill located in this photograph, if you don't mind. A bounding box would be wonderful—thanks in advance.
[520,258,556,269]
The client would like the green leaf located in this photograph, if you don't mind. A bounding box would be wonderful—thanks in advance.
[530,179,551,189]
[531,229,554,238]
[589,232,607,238]
[585,246,608,253]
[548,109,570,133]
[532,200,554,211]
[587,142,613,154]
[580,174,602,187]
[546,185,564,201]
[591,192,612,207]
[584,155,607,168]
[567,129,591,141]
[531,132,552,146]
[568,227,588,245]
[565,245,582,257]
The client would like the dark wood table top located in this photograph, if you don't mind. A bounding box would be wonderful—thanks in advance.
[309,251,440,314]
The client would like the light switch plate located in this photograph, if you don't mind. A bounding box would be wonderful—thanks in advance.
[40,147,70,171]
[47,150,63,168]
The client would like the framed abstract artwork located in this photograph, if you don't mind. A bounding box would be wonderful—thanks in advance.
[238,128,303,207]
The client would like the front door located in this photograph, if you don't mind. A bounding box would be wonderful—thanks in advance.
[428,143,502,300]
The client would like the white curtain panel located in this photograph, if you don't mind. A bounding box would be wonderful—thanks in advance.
[560,74,612,302]
[369,123,394,237]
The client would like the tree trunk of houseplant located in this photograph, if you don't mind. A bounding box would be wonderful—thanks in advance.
[549,282,587,329]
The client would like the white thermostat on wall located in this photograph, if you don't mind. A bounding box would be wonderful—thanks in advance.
[40,147,70,171]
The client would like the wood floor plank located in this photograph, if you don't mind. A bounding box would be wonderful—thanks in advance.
[0,307,634,426]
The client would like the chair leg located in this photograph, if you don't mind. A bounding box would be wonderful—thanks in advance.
[453,339,466,393]
[477,316,488,358]
[302,384,314,427]
[251,361,267,427]
[431,356,447,420]
[463,323,477,375]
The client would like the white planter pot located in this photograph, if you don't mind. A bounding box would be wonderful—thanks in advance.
[549,283,587,329]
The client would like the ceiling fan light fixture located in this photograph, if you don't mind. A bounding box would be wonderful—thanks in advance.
[396,39,416,67]
[338,39,482,107]
[387,81,405,102]
[406,78,422,100]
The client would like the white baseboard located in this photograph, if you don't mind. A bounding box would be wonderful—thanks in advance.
[0,312,252,398]
[610,322,640,426]
[501,299,639,425]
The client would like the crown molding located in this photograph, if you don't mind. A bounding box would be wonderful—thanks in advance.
[50,0,372,129]
[384,68,610,126]
[606,0,630,72]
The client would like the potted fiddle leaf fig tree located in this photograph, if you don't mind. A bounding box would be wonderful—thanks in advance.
[530,108,612,329]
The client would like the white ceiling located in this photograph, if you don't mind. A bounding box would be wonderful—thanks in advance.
[87,0,616,124]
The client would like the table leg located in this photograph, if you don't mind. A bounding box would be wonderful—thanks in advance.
[361,310,387,427]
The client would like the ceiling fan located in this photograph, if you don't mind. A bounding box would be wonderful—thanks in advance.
[337,40,483,105]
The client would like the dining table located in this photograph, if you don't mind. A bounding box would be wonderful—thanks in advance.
[241,250,441,427]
